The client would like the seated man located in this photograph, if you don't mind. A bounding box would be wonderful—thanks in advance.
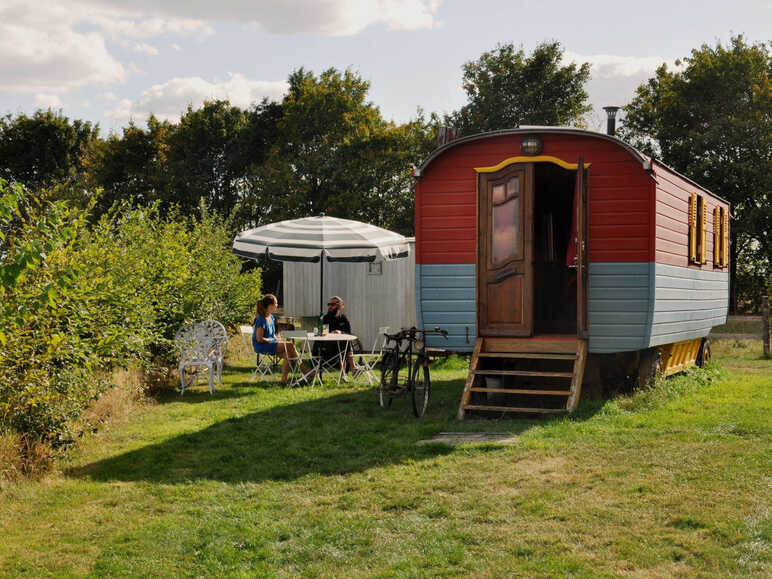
[317,296,356,374]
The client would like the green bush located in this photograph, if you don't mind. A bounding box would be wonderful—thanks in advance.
[0,181,260,446]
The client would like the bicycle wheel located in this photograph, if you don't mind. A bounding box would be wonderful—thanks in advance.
[411,361,431,417]
[379,352,397,408]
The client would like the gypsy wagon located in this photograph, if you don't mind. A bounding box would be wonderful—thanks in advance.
[412,127,730,417]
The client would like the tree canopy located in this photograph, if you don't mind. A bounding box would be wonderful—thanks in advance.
[450,41,592,134]
[0,110,99,190]
[235,68,428,235]
[620,35,772,310]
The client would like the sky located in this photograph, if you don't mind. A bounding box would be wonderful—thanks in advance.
[0,0,769,135]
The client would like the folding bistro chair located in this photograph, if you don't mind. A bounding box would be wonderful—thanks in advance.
[239,324,279,382]
[352,326,391,386]
[284,332,322,387]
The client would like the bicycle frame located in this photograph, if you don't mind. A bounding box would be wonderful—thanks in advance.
[380,327,447,417]
[386,328,428,394]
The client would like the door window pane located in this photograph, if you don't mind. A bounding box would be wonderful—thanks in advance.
[492,183,506,204]
[492,196,520,264]
[506,176,519,196]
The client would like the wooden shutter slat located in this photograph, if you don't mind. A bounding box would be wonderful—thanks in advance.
[700,196,707,264]
[691,194,697,262]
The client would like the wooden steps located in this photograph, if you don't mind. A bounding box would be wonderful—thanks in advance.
[458,337,587,419]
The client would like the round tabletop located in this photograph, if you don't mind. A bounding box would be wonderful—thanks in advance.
[307,333,357,342]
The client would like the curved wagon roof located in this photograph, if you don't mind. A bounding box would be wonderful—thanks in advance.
[414,126,726,203]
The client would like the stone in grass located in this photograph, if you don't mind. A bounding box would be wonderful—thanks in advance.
[416,432,518,446]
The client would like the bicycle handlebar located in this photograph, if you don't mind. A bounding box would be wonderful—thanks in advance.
[384,326,448,342]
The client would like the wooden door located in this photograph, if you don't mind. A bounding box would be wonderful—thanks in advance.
[477,164,533,336]
[575,158,589,338]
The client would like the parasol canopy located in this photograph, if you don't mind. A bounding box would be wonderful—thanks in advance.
[232,216,410,314]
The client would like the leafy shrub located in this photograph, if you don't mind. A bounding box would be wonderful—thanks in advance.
[0,180,260,447]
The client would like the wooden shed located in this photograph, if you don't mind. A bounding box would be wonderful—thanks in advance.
[283,238,416,349]
[413,127,730,416]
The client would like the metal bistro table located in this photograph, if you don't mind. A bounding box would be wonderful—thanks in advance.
[307,333,358,385]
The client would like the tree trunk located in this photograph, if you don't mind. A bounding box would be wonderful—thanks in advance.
[730,228,738,314]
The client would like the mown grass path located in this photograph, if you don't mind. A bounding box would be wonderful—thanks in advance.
[1,342,769,576]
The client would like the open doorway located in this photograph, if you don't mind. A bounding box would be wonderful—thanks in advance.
[533,163,577,335]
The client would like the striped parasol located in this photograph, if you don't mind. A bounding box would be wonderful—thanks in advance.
[232,216,410,313]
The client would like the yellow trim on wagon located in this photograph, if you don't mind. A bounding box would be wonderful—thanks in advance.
[474,155,591,173]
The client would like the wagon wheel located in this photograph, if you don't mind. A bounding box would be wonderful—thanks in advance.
[697,338,712,367]
[636,347,662,388]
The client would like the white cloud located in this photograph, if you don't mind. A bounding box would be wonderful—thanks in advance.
[107,73,288,124]
[128,63,146,75]
[106,98,134,123]
[0,0,442,98]
[132,42,160,56]
[33,93,64,108]
[0,2,126,93]
[91,14,214,40]
[103,91,119,101]
[563,51,677,79]
[0,1,211,95]
[78,0,443,36]
[562,51,687,115]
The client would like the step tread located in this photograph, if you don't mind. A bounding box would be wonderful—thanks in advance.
[461,404,568,414]
[473,369,573,378]
[470,388,572,396]
[478,352,576,360]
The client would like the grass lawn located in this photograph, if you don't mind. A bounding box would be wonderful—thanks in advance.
[711,317,763,336]
[0,340,770,577]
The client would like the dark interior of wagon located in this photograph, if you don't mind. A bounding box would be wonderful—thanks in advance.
[533,163,577,335]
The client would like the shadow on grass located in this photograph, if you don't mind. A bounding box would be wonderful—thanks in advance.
[155,387,259,404]
[71,361,604,485]
[68,382,466,485]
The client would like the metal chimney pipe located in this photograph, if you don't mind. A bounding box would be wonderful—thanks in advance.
[603,106,621,136]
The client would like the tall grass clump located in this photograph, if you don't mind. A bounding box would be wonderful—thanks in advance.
[0,180,260,466]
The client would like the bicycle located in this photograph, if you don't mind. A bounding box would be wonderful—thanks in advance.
[379,326,447,417]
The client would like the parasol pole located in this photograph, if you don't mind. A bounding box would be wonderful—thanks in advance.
[319,249,325,320]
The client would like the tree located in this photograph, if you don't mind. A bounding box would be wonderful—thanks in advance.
[450,41,592,134]
[164,100,281,217]
[236,68,429,235]
[620,36,772,312]
[0,109,99,190]
[83,116,171,216]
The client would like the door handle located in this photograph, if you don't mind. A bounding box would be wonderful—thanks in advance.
[493,267,518,283]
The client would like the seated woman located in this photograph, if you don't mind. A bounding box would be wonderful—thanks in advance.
[253,294,313,385]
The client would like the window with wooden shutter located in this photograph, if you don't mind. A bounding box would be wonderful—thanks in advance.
[713,206,721,267]
[699,196,707,264]
[689,194,707,265]
[689,194,697,263]
[721,207,729,267]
